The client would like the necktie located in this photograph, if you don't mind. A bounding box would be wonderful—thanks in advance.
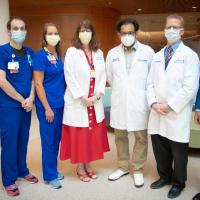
[165,46,173,69]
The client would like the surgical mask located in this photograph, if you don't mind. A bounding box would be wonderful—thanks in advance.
[11,31,26,44]
[121,34,135,47]
[79,31,92,45]
[164,28,181,44]
[46,35,60,46]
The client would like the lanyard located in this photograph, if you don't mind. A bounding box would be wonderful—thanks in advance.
[44,47,57,66]
[83,48,94,70]
[11,49,32,66]
[44,47,57,58]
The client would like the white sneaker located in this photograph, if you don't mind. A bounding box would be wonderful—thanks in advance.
[133,172,144,187]
[108,169,129,181]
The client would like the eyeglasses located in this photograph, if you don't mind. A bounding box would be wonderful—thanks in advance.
[12,26,26,31]
[120,31,135,36]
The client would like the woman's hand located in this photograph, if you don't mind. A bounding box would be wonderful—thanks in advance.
[80,96,97,107]
[45,108,54,123]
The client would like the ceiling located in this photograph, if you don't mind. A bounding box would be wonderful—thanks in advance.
[10,0,200,15]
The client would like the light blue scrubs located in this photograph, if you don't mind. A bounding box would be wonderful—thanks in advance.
[0,43,34,187]
[33,48,65,181]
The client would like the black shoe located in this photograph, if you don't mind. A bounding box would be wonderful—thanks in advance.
[193,193,200,200]
[167,184,185,199]
[150,178,171,189]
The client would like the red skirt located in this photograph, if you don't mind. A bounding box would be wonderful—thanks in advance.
[60,77,110,163]
[59,114,110,164]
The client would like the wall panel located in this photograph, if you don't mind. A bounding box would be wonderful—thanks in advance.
[10,5,120,55]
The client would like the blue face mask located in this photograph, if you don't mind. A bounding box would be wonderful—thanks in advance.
[11,31,26,44]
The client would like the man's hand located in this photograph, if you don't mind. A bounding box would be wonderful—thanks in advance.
[194,111,200,125]
[160,103,171,114]
[22,97,34,112]
[152,103,167,115]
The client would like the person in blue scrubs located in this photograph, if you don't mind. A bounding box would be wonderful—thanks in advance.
[193,85,200,200]
[33,23,66,189]
[0,17,38,197]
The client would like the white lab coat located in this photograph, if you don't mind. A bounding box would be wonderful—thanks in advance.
[62,47,106,127]
[106,42,154,131]
[147,42,200,143]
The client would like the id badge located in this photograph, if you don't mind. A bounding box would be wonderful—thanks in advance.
[8,62,19,73]
[90,69,95,78]
[47,54,57,65]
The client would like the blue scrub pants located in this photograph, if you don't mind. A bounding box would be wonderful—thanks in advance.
[36,107,63,182]
[0,107,31,187]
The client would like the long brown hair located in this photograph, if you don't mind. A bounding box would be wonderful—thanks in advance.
[41,22,61,57]
[71,19,100,52]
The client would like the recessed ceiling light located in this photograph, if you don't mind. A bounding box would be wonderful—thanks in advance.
[192,6,197,9]
[137,8,142,11]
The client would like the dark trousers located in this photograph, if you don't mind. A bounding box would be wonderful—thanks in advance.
[151,134,188,186]
[36,107,63,182]
[0,107,31,187]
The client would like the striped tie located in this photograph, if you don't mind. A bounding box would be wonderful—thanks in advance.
[165,46,173,69]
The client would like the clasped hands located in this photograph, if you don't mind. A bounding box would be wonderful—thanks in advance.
[21,97,34,112]
[80,96,98,107]
[152,102,171,115]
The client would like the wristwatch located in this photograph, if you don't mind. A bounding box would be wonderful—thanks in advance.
[96,96,101,101]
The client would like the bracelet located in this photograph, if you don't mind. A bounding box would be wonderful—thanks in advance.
[96,96,101,101]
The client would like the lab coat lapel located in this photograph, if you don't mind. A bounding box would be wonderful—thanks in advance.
[116,44,126,75]
[165,42,183,72]
[129,42,141,73]
[78,49,87,62]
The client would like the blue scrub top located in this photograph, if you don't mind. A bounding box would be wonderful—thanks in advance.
[33,48,66,108]
[0,43,34,107]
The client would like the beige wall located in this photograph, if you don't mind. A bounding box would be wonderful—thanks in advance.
[0,0,9,44]
[122,13,200,52]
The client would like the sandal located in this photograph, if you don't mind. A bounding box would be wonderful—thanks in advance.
[76,170,91,182]
[5,184,20,196]
[86,170,98,179]
[24,174,39,184]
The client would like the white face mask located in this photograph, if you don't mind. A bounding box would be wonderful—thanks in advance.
[46,35,60,46]
[121,34,135,47]
[79,31,92,45]
[164,28,181,44]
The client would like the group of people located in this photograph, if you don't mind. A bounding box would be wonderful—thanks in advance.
[0,13,199,200]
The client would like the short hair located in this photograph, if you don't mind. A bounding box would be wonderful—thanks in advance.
[7,17,26,30]
[71,19,100,51]
[166,14,185,28]
[41,22,61,58]
[115,18,139,32]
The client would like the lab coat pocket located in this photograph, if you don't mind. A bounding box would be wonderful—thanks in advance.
[135,58,149,79]
[112,61,122,78]
[169,60,184,88]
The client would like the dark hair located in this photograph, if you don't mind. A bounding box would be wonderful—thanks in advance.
[71,19,100,52]
[115,18,139,32]
[7,17,26,30]
[41,22,61,58]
